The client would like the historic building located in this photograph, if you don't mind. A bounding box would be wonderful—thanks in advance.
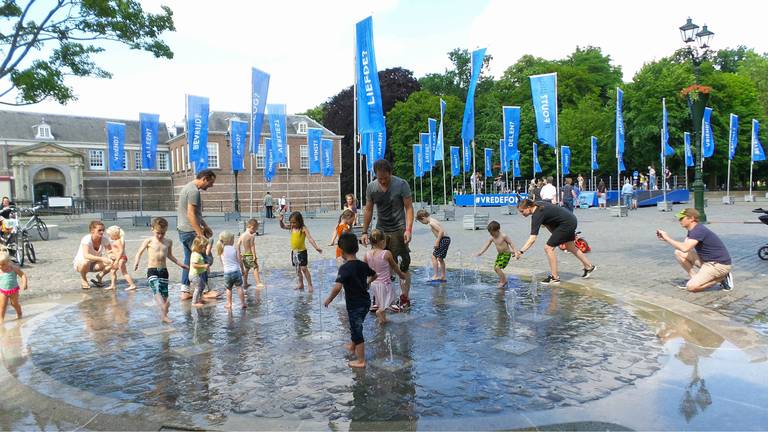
[0,110,173,207]
[168,112,343,213]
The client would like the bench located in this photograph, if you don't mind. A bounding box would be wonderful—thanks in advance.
[132,215,152,227]
[443,206,456,221]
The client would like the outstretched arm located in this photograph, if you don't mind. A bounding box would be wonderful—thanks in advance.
[324,282,343,307]
[515,235,538,258]
[133,238,150,271]
[304,227,323,253]
[385,251,407,279]
[475,239,493,257]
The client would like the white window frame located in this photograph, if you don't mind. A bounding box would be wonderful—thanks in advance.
[297,121,308,134]
[158,152,169,171]
[89,149,104,170]
[122,151,129,170]
[171,148,176,172]
[255,142,266,169]
[36,124,53,140]
[300,145,309,169]
[207,142,219,169]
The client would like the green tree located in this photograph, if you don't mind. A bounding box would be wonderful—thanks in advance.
[0,0,175,105]
[299,103,325,123]
[419,47,493,100]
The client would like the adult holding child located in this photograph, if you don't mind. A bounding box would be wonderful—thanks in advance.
[176,169,216,299]
[73,220,113,289]
[515,199,596,284]
[361,159,414,308]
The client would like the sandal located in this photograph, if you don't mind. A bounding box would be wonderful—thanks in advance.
[90,278,104,288]
[81,282,91,290]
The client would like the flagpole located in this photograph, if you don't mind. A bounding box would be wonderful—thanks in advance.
[662,127,668,205]
[472,140,477,218]
[726,158,731,199]
[107,166,111,211]
[139,155,144,216]
[749,160,754,198]
[353,31,358,213]
[617,155,621,217]
[429,171,433,206]
[420,175,423,206]
[554,73,560,200]
[250,154,254,219]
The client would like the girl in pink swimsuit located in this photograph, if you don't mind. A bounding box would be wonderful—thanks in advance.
[0,250,28,322]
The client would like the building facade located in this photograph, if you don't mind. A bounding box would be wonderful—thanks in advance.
[0,110,173,208]
[168,112,343,213]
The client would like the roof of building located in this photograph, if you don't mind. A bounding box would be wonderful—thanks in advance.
[0,110,171,143]
[206,112,340,137]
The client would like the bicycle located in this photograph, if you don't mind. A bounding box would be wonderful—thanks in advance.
[19,205,48,241]
[0,207,40,267]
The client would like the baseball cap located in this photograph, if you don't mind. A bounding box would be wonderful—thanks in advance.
[676,208,699,221]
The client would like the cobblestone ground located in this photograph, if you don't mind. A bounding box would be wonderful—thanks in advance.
[19,194,768,336]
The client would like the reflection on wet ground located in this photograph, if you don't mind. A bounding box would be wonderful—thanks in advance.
[2,263,766,430]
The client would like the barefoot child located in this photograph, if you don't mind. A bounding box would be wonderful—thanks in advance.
[237,219,263,288]
[364,229,407,324]
[279,211,322,291]
[474,221,520,288]
[416,209,451,282]
[0,250,28,323]
[189,237,211,307]
[133,217,187,323]
[324,232,376,368]
[329,209,355,265]
[105,225,137,291]
[218,231,246,309]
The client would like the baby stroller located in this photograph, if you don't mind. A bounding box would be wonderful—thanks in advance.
[755,208,768,260]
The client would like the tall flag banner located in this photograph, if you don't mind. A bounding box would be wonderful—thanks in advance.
[436,99,446,160]
[753,119,767,162]
[503,106,521,160]
[484,148,493,178]
[230,119,248,172]
[591,136,599,170]
[264,138,275,182]
[450,146,460,176]
[374,128,386,164]
[106,122,125,172]
[186,95,209,172]
[308,127,323,174]
[616,88,625,156]
[684,132,694,167]
[618,153,626,172]
[428,118,438,162]
[729,113,739,161]
[321,138,334,176]
[355,16,385,134]
[462,138,471,173]
[461,48,486,150]
[533,142,542,174]
[702,107,715,158]
[561,145,571,175]
[250,68,270,154]
[662,98,674,156]
[413,144,424,178]
[530,73,557,147]
[420,133,432,172]
[267,104,287,163]
[139,113,159,169]
[512,158,521,178]
[499,139,509,173]
[361,132,375,171]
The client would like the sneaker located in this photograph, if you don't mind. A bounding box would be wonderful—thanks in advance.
[720,273,734,291]
[581,265,597,279]
[540,275,561,285]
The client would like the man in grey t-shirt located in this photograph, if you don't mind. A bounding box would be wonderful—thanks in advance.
[176,169,216,295]
[264,192,274,218]
[361,159,414,308]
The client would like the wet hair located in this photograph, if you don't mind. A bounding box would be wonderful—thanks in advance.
[487,220,501,233]
[340,209,354,221]
[416,209,430,220]
[0,249,9,264]
[373,159,393,174]
[246,218,259,229]
[338,232,359,255]
[518,198,537,209]
[151,217,168,231]
[106,225,125,240]
[369,229,387,248]
[191,236,208,254]
[196,169,217,181]
[89,220,105,231]
[289,212,305,230]
[216,231,234,256]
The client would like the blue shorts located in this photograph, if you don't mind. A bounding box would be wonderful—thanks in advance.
[224,271,243,290]
[347,305,369,344]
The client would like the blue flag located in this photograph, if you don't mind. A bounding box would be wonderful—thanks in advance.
[420,132,432,172]
[251,68,270,155]
[374,129,386,164]
[321,139,334,176]
[753,119,766,162]
[484,148,493,178]
[561,145,571,175]
[461,48,486,149]
[729,113,739,161]
[702,107,715,158]
[106,122,125,172]
[512,158,521,178]
[264,138,275,182]
[499,139,509,173]
[533,142,542,174]
[186,95,210,172]
[414,144,423,178]
[616,88,625,156]
[450,146,460,176]
[428,118,438,162]
[591,136,599,170]
[355,17,385,135]
[503,106,521,161]
[139,113,159,170]
[618,153,626,172]
[530,73,557,148]
[662,98,674,157]
[364,132,375,171]
[436,99,446,161]
[308,128,323,174]
[684,132,694,167]
[267,104,287,163]
[230,119,248,172]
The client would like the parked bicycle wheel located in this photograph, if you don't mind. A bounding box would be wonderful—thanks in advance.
[24,238,36,263]
[37,219,49,241]
[15,233,24,267]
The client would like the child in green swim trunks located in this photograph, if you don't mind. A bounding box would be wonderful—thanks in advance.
[474,220,520,288]
[237,219,264,288]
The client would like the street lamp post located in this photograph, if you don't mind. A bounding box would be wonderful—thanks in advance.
[225,129,241,213]
[679,17,714,223]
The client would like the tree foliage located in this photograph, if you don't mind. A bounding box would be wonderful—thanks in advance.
[0,0,175,105]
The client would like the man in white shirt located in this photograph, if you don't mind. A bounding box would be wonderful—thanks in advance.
[540,176,558,204]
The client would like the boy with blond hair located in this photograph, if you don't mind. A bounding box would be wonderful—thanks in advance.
[416,209,450,282]
[237,219,264,288]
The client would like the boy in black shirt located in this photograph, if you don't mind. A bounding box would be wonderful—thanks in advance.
[324,232,376,368]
